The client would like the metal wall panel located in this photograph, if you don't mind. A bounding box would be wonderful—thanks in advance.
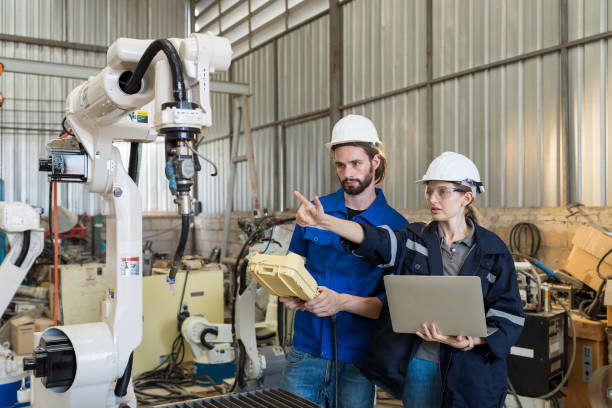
[0,0,187,214]
[430,0,564,208]
[231,44,276,127]
[345,90,428,210]
[232,128,277,211]
[197,127,277,214]
[284,117,331,209]
[198,137,231,214]
[343,0,426,105]
[194,0,612,213]
[567,0,611,206]
[433,0,559,78]
[278,14,329,119]
[433,56,561,208]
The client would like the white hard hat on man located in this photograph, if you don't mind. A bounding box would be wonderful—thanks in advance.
[326,114,383,149]
[417,151,485,195]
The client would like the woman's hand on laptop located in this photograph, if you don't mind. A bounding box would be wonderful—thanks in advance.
[415,322,471,349]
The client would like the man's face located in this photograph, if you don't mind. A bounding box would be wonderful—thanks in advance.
[333,145,375,195]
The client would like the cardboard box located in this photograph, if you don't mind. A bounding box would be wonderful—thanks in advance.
[34,318,54,332]
[10,316,34,355]
[564,226,612,290]
[569,313,607,342]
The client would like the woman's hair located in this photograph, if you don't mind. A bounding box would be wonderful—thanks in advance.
[331,142,387,184]
[454,183,480,224]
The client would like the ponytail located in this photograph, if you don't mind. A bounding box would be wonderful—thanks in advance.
[465,202,480,224]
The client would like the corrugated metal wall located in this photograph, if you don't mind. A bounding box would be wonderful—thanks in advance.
[567,0,612,206]
[343,0,428,210]
[196,0,612,214]
[4,0,611,216]
[0,0,187,214]
[431,0,563,208]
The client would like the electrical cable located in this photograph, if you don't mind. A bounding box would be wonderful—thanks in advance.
[53,181,59,326]
[127,142,140,184]
[14,230,30,267]
[507,376,523,408]
[186,142,217,176]
[331,315,338,408]
[509,222,541,258]
[120,39,187,102]
[578,249,612,321]
[114,352,133,397]
[169,215,190,281]
[595,248,612,280]
[512,252,556,278]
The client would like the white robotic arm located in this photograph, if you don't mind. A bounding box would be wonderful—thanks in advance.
[0,202,44,318]
[28,33,232,408]
[181,316,234,366]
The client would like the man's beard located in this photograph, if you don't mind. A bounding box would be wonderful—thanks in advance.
[340,164,374,195]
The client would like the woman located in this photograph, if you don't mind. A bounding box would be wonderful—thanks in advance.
[293,152,524,408]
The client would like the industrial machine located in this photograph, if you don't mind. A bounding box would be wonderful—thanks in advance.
[507,310,568,397]
[181,315,235,385]
[20,33,232,407]
[0,202,44,405]
[0,203,45,320]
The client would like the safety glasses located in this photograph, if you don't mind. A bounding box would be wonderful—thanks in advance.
[424,186,466,200]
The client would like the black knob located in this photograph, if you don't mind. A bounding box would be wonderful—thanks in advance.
[23,357,37,371]
[39,159,52,172]
[23,332,76,389]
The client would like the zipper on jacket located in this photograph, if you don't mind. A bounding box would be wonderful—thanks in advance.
[457,245,476,276]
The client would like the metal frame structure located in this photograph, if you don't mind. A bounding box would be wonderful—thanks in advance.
[194,0,612,209]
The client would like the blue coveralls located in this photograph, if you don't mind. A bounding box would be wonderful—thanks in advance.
[352,220,525,408]
[282,188,407,406]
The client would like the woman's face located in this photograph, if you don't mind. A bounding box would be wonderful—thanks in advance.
[425,181,472,221]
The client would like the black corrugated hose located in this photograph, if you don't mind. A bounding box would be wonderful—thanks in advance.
[120,39,187,102]
[123,38,186,197]
[14,230,31,267]
[169,215,190,281]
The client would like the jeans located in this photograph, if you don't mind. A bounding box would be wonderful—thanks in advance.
[280,346,375,408]
[402,358,443,408]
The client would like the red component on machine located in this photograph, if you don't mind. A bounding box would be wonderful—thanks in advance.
[44,222,88,239]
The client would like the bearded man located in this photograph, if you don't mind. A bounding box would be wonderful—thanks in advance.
[279,114,408,408]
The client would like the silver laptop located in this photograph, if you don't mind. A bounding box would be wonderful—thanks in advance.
[384,275,488,338]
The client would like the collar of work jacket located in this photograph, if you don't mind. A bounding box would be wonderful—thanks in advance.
[406,219,509,277]
[323,187,391,224]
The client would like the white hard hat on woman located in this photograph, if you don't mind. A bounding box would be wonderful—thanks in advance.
[416,151,485,195]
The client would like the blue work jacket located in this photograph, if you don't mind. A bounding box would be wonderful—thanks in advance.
[288,188,408,364]
[354,220,525,408]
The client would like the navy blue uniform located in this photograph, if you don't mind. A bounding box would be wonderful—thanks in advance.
[352,220,524,408]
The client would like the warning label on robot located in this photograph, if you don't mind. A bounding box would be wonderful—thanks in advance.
[120,257,139,276]
[136,110,148,123]
[128,110,149,124]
